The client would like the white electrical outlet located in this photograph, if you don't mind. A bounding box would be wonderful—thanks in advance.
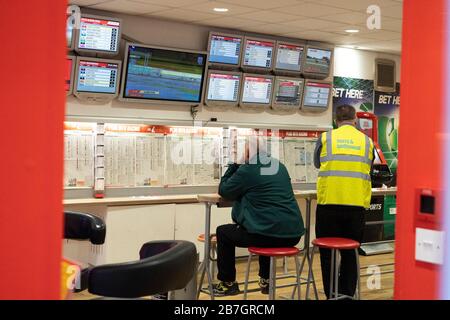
[415,228,444,265]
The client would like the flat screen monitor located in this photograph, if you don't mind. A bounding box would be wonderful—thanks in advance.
[120,43,207,104]
[375,59,396,93]
[272,77,304,109]
[208,32,243,67]
[275,42,304,73]
[302,80,332,111]
[241,37,275,71]
[74,57,121,102]
[239,74,274,108]
[66,56,76,96]
[303,46,332,77]
[205,71,241,107]
[75,14,121,55]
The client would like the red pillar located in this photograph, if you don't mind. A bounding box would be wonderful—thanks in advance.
[394,0,444,299]
[0,1,66,299]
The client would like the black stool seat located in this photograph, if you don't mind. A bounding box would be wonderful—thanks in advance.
[64,211,106,245]
[88,240,197,298]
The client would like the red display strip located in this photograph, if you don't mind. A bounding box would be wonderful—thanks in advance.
[245,76,272,83]
[307,82,331,88]
[81,17,119,27]
[247,40,274,47]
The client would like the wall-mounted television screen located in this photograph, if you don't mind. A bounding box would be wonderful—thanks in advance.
[239,74,274,107]
[272,77,304,109]
[205,71,241,107]
[303,46,332,77]
[241,37,275,71]
[75,14,121,55]
[301,80,332,111]
[66,56,76,95]
[275,42,304,73]
[208,32,243,67]
[120,43,208,104]
[74,57,121,102]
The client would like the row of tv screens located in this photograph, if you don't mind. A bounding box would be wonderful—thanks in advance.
[66,13,332,79]
[66,43,331,111]
[205,71,331,111]
[208,32,333,78]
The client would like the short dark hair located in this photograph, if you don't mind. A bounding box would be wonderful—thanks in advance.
[335,104,356,122]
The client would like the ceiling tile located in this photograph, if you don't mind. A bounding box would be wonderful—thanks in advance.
[70,0,110,5]
[353,39,401,53]
[361,29,401,40]
[220,0,302,10]
[196,16,264,29]
[187,1,257,15]
[320,11,368,24]
[382,4,403,19]
[274,2,349,17]
[282,30,337,42]
[312,0,400,12]
[236,10,302,24]
[326,35,380,45]
[381,18,402,32]
[89,0,170,14]
[281,18,347,31]
[131,0,207,7]
[146,8,218,22]
[244,23,303,35]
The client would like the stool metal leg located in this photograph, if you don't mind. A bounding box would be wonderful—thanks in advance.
[243,253,252,300]
[197,261,206,299]
[355,248,361,300]
[291,251,309,300]
[330,249,335,299]
[334,250,339,299]
[269,257,276,300]
[210,244,217,281]
[294,255,302,300]
[305,246,316,300]
[283,256,289,274]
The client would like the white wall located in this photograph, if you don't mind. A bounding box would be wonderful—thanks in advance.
[333,47,401,82]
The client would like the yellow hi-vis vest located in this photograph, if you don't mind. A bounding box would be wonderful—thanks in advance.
[317,125,374,208]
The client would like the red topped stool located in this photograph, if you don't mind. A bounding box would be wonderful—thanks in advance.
[243,247,302,300]
[306,237,361,300]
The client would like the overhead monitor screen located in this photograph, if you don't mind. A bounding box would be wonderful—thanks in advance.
[207,73,240,102]
[276,44,304,72]
[303,47,332,75]
[242,76,273,104]
[303,82,331,108]
[78,17,120,53]
[243,39,274,68]
[66,58,73,92]
[273,78,304,106]
[76,60,119,94]
[209,34,242,65]
[123,45,207,103]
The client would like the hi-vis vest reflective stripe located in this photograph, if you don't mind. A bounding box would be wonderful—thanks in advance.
[317,125,374,208]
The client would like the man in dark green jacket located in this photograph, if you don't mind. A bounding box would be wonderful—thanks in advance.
[213,140,305,296]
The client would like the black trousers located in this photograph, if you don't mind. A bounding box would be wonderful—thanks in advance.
[315,204,365,299]
[216,224,301,282]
